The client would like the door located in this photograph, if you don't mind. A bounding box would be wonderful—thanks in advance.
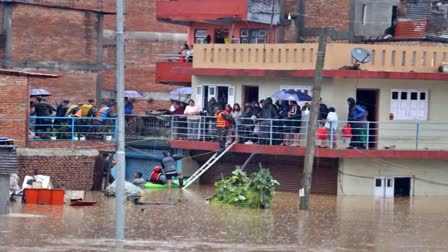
[228,86,235,106]
[208,86,217,102]
[243,86,259,104]
[385,177,394,197]
[374,176,385,197]
[356,89,379,149]
[195,85,204,110]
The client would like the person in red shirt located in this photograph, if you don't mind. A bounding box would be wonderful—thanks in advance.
[149,166,166,184]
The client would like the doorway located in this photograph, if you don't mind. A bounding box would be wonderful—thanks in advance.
[374,176,413,197]
[243,86,259,105]
[356,89,379,149]
[394,177,411,197]
[214,28,229,44]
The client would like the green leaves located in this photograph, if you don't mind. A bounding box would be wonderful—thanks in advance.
[209,168,280,209]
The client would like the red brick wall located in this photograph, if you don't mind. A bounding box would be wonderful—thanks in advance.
[29,70,98,106]
[304,0,350,32]
[10,4,99,63]
[18,154,98,190]
[0,75,28,147]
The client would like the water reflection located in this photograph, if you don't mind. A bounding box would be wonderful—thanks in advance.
[1,187,448,251]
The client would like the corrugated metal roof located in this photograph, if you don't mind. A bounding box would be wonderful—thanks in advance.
[395,20,427,38]
[0,147,17,175]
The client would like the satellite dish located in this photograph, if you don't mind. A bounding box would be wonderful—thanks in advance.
[351,48,373,64]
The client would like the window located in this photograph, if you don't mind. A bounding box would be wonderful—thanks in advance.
[362,4,367,25]
[240,29,267,44]
[390,89,429,120]
[194,29,207,44]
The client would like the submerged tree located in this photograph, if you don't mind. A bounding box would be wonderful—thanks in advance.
[209,169,280,209]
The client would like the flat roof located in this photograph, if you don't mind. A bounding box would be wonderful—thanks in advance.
[0,68,59,78]
[0,0,115,14]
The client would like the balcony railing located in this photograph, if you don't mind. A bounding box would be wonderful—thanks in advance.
[128,115,448,151]
[193,43,448,73]
[29,116,117,142]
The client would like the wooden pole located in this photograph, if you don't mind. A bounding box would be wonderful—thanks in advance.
[299,29,327,210]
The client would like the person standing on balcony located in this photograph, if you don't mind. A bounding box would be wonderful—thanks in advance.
[184,99,201,140]
[322,107,338,149]
[259,97,278,145]
[205,97,220,140]
[287,100,301,146]
[186,44,193,62]
[34,97,56,136]
[347,97,367,149]
[215,106,232,150]
[319,97,329,123]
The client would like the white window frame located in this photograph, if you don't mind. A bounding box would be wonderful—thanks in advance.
[390,89,429,121]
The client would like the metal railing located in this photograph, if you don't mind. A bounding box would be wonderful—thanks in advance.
[125,114,171,139]
[166,115,448,151]
[29,116,117,142]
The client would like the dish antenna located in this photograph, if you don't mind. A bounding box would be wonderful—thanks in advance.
[351,47,373,64]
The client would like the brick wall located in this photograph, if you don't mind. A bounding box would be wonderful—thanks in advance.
[17,148,100,190]
[0,74,28,147]
[10,4,99,63]
[303,0,350,32]
[29,70,98,106]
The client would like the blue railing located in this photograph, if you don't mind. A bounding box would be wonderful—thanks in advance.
[29,116,117,142]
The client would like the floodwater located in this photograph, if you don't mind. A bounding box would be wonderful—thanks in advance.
[1,187,448,252]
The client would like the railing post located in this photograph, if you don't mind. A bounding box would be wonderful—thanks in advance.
[366,121,370,150]
[269,119,273,145]
[202,116,206,142]
[114,118,118,142]
[71,117,75,143]
[170,115,174,139]
[235,118,239,143]
[416,123,420,150]
[329,122,333,149]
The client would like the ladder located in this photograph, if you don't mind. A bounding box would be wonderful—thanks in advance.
[183,141,236,189]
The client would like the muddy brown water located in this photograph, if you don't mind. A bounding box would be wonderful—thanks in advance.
[1,186,448,251]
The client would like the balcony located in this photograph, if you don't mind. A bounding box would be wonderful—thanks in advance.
[156,0,279,25]
[193,43,448,75]
[156,54,192,84]
[123,115,448,160]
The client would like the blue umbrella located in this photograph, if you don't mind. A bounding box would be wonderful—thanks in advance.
[169,87,192,96]
[272,89,312,102]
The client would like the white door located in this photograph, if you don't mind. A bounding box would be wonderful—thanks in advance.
[195,85,203,109]
[227,86,235,106]
[374,177,385,197]
[208,86,217,101]
[385,177,395,197]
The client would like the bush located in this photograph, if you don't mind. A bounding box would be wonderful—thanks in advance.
[209,169,280,209]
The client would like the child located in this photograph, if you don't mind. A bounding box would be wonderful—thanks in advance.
[323,107,338,148]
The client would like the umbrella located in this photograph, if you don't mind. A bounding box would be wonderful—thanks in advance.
[124,90,144,98]
[169,87,191,96]
[30,89,51,97]
[271,89,312,102]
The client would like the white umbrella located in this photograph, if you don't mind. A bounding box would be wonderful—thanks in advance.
[169,87,191,96]
[124,90,144,98]
[30,89,51,97]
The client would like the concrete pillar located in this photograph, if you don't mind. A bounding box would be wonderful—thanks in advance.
[0,174,10,214]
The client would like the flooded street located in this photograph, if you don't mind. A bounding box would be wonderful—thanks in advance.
[1,186,448,251]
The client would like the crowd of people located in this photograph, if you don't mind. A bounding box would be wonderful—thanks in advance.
[29,96,134,139]
[169,96,370,150]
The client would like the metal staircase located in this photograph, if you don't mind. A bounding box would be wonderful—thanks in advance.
[182,141,236,189]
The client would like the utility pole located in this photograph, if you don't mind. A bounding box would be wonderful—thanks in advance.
[115,0,126,240]
[299,29,327,210]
